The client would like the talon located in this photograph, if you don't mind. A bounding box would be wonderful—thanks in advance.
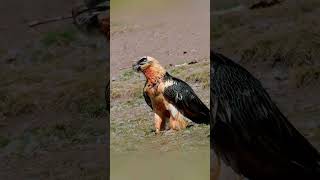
[186,123,194,128]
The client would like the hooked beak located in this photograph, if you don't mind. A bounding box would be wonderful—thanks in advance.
[132,56,149,72]
[132,63,141,72]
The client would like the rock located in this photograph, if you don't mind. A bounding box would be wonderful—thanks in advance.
[188,60,198,65]
[2,48,22,64]
[248,0,282,10]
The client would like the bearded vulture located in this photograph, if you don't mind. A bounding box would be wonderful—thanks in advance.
[133,56,209,134]
[210,51,320,180]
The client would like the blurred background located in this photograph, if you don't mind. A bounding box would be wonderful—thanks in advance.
[110,0,210,179]
[212,0,320,179]
[0,0,108,179]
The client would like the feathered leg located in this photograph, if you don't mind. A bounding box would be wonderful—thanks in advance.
[168,105,188,130]
[154,113,165,134]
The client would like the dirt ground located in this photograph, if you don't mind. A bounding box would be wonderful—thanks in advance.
[110,0,210,179]
[110,0,210,76]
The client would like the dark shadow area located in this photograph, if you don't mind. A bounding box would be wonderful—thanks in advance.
[0,0,109,179]
[211,0,320,179]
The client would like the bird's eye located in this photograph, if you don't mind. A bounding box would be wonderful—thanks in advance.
[138,57,148,64]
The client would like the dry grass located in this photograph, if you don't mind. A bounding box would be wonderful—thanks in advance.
[111,0,180,15]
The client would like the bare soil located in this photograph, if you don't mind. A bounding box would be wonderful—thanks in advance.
[110,0,210,76]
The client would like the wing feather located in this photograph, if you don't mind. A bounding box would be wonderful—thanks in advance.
[211,52,320,178]
[163,73,209,124]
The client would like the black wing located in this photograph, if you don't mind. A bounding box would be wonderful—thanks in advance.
[143,81,153,110]
[211,52,320,179]
[163,73,209,124]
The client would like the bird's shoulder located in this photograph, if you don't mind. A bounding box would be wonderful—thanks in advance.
[163,72,192,89]
[163,72,210,124]
[162,72,204,105]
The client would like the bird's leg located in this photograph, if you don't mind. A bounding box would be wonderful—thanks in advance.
[154,113,164,134]
[169,115,179,131]
[176,113,188,129]
[169,112,185,131]
[168,105,188,130]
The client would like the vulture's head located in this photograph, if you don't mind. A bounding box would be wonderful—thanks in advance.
[132,56,166,79]
[132,56,160,72]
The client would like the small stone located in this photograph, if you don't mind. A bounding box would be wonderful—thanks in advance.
[3,48,21,64]
[188,61,198,65]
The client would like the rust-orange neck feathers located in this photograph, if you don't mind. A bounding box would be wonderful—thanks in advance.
[142,63,166,84]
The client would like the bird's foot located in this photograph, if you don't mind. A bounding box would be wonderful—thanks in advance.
[186,123,194,128]
[153,128,164,136]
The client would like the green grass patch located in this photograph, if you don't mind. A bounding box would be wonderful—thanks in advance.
[41,28,78,47]
[185,71,210,88]
[0,136,10,148]
[119,69,135,81]
[79,103,107,118]
[169,65,188,76]
[111,0,178,15]
[0,92,38,116]
[111,83,143,100]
